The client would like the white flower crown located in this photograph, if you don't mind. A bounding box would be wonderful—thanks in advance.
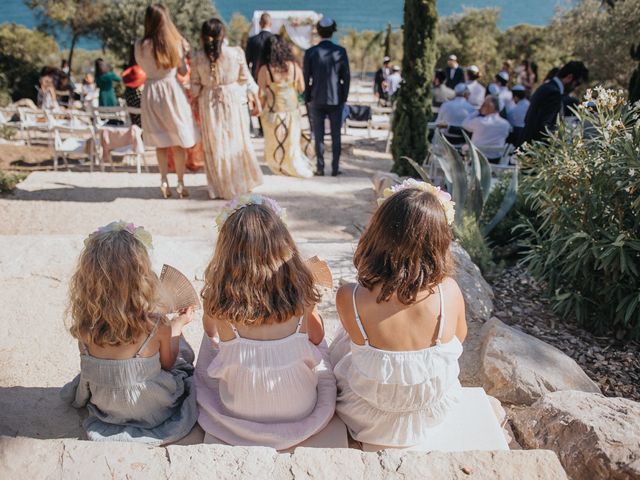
[215,194,287,229]
[378,179,456,225]
[84,220,153,249]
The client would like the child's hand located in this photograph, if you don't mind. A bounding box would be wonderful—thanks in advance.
[173,306,195,333]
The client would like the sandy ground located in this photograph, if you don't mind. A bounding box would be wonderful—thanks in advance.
[0,137,393,440]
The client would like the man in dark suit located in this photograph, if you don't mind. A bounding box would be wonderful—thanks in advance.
[522,61,589,143]
[245,12,273,80]
[445,54,464,89]
[303,18,350,176]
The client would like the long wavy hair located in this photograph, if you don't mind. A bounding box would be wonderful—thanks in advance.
[202,204,320,326]
[264,35,296,73]
[68,230,161,347]
[201,18,225,71]
[142,4,182,70]
[354,188,453,305]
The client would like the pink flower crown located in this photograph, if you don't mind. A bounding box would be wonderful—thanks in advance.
[377,179,456,225]
[215,194,287,229]
[84,220,153,250]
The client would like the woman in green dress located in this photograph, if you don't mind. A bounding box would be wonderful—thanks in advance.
[95,58,122,107]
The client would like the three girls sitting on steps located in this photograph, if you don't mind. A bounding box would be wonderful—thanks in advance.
[62,182,504,451]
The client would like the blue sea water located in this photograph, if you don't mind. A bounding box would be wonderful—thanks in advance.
[0,0,563,50]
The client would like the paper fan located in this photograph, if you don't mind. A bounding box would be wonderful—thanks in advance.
[306,256,333,289]
[158,264,201,314]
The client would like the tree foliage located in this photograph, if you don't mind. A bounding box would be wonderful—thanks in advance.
[390,0,437,175]
[97,0,218,63]
[26,0,108,70]
[340,28,402,77]
[0,23,59,103]
[227,13,250,48]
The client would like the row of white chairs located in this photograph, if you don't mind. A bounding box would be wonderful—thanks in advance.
[0,105,148,173]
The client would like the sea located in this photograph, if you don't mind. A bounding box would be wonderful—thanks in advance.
[0,0,565,51]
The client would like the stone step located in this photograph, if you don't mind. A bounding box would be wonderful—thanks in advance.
[0,437,568,479]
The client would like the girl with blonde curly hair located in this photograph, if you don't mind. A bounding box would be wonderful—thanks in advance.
[195,195,347,449]
[61,222,198,445]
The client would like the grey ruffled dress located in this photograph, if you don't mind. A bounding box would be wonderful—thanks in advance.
[61,319,198,445]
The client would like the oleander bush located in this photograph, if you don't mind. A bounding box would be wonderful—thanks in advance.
[0,170,27,193]
[518,87,640,338]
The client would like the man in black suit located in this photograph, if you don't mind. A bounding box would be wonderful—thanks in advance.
[522,61,589,143]
[445,54,464,89]
[245,12,273,80]
[303,18,350,176]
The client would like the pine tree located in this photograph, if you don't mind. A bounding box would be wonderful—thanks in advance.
[391,0,437,176]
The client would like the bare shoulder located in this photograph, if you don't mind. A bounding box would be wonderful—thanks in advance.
[156,320,171,340]
[441,277,464,300]
[336,282,356,311]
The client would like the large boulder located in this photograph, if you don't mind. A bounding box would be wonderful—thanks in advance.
[0,436,568,479]
[510,391,640,480]
[479,318,600,405]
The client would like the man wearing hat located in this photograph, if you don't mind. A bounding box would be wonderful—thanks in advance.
[386,65,402,97]
[506,84,529,147]
[303,17,351,176]
[374,57,391,105]
[445,54,464,89]
[435,83,475,144]
[488,71,513,113]
[465,65,485,109]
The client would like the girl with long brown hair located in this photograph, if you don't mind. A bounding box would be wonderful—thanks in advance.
[190,18,263,199]
[195,195,346,449]
[60,221,198,444]
[330,182,473,451]
[135,3,198,198]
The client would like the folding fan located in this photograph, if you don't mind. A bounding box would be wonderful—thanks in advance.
[158,264,201,314]
[306,256,333,289]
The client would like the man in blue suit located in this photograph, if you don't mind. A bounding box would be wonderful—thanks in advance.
[303,18,351,176]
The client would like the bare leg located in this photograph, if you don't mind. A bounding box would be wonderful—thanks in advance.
[173,147,186,184]
[156,147,169,183]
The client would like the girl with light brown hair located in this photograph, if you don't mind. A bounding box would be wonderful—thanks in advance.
[61,221,198,444]
[330,182,472,451]
[135,3,199,198]
[195,195,346,449]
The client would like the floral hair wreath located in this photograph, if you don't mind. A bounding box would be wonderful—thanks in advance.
[84,220,153,250]
[378,178,456,225]
[215,193,287,229]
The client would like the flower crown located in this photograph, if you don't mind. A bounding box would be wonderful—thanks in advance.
[215,194,287,229]
[84,221,153,250]
[378,179,456,225]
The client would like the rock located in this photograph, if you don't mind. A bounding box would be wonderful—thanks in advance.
[510,391,640,480]
[479,318,600,405]
[452,242,494,387]
[0,437,568,479]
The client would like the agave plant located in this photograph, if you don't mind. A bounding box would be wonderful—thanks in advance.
[404,129,518,235]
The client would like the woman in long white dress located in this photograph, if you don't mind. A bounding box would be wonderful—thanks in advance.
[190,19,263,200]
[257,35,313,178]
[135,4,198,198]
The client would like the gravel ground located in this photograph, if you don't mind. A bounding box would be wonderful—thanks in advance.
[492,266,640,401]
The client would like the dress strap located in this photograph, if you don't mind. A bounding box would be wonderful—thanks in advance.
[435,284,446,345]
[227,322,241,339]
[81,343,89,355]
[266,64,274,82]
[352,285,369,345]
[135,317,161,358]
[295,315,304,333]
[292,62,297,82]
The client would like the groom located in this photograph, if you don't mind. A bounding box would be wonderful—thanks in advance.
[303,17,351,176]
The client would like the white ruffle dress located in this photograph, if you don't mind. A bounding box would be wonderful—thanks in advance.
[195,317,337,450]
[330,284,463,447]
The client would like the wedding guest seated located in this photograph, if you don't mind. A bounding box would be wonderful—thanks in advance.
[506,84,529,148]
[487,71,512,112]
[465,65,485,109]
[432,69,455,109]
[81,73,99,109]
[61,221,198,445]
[435,83,475,144]
[330,181,508,452]
[462,96,512,163]
[386,65,402,98]
[195,195,346,450]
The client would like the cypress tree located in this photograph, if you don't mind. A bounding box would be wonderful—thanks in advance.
[391,0,437,176]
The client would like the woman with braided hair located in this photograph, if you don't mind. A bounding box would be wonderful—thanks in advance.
[191,18,263,200]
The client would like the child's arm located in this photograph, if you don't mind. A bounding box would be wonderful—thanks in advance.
[158,307,194,370]
[306,304,325,345]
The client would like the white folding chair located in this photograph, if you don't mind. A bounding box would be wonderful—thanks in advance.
[92,106,130,127]
[99,124,147,174]
[19,107,53,146]
[53,126,97,171]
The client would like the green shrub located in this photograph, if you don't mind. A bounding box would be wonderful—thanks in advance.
[454,214,497,277]
[0,170,27,193]
[518,87,640,338]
